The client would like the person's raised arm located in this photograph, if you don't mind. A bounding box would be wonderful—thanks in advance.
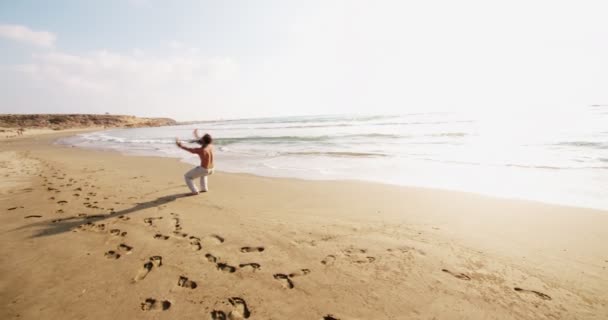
[176,137,197,153]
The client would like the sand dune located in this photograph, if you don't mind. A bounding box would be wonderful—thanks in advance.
[0,132,607,319]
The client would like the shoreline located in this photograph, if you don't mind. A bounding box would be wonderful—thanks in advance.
[59,129,608,212]
[1,131,607,319]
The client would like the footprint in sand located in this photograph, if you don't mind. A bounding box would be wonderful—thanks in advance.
[342,248,376,264]
[78,222,106,232]
[240,246,264,253]
[24,215,42,219]
[104,250,120,259]
[171,216,182,230]
[134,256,162,282]
[118,215,130,221]
[154,234,170,240]
[134,262,154,282]
[355,256,376,263]
[191,241,202,251]
[288,269,311,277]
[210,310,227,320]
[189,236,202,251]
[217,263,237,273]
[228,297,251,319]
[344,248,367,254]
[321,255,336,266]
[172,231,189,238]
[441,268,471,281]
[206,234,225,244]
[274,268,311,288]
[140,298,171,311]
[150,255,162,267]
[57,200,68,205]
[514,287,552,301]
[110,229,127,237]
[144,217,162,226]
[239,263,261,271]
[117,243,133,254]
[273,274,294,289]
[177,276,198,289]
[205,253,218,263]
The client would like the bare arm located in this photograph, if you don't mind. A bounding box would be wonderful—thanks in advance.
[176,138,198,153]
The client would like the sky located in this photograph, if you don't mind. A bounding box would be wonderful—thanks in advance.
[0,0,607,121]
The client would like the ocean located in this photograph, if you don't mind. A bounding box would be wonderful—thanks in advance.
[59,106,608,210]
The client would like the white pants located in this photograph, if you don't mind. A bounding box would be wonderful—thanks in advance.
[184,166,214,193]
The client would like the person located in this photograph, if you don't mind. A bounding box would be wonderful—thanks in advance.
[176,129,215,195]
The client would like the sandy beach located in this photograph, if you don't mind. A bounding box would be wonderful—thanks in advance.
[1,131,607,320]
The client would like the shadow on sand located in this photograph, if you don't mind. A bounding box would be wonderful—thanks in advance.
[21,192,195,238]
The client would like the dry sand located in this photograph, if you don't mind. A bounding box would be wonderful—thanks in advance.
[1,131,607,319]
[0,127,102,141]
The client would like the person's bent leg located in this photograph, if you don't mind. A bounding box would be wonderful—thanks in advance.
[184,167,204,194]
[199,168,210,192]
[200,176,208,192]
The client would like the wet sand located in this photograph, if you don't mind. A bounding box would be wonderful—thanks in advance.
[1,131,607,319]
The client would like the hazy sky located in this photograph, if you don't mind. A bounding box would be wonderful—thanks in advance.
[1,0,607,121]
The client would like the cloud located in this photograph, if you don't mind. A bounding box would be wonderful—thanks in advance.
[168,40,184,50]
[9,46,239,119]
[0,24,56,47]
[17,49,238,91]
